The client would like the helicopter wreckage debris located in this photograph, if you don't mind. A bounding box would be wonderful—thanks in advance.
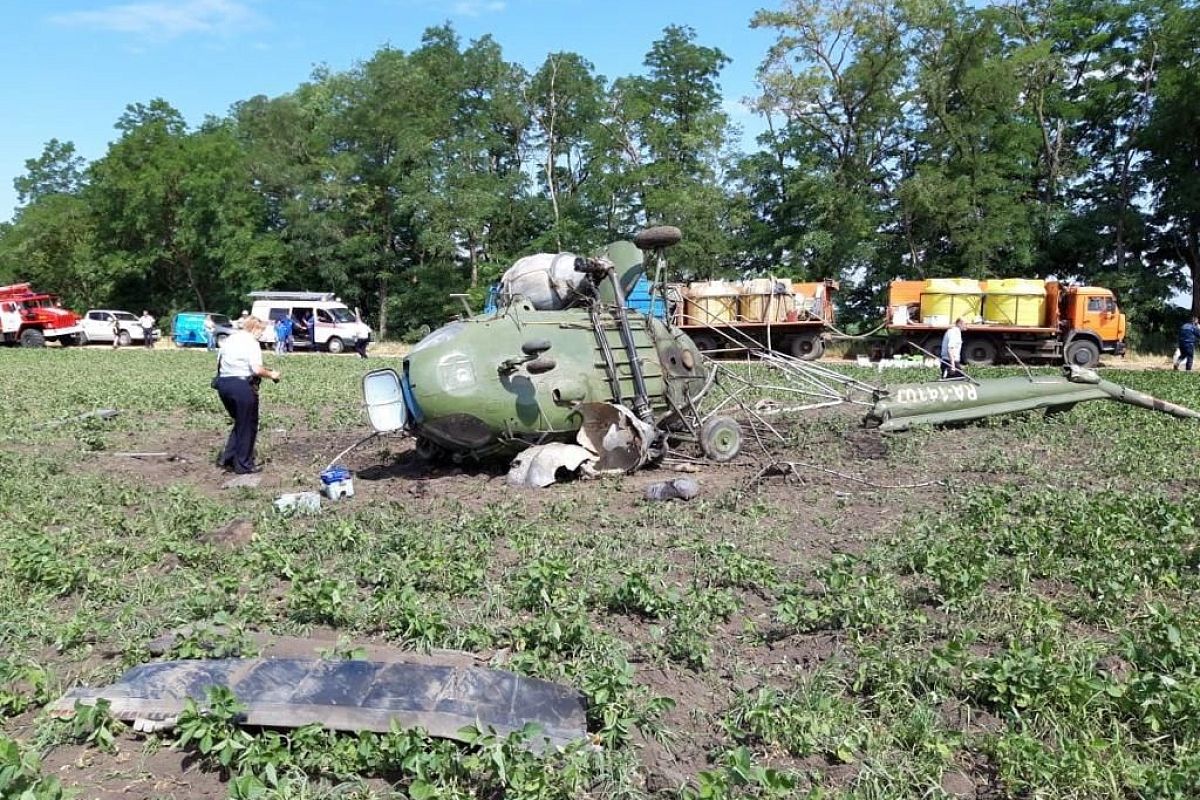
[507,402,654,487]
[354,225,1200,489]
[49,648,587,750]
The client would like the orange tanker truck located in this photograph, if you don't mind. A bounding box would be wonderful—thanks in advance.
[883,278,1126,368]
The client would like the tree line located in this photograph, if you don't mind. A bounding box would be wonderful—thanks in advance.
[1,0,1196,344]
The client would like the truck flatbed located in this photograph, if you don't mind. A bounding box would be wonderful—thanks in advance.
[677,318,827,360]
[677,319,824,331]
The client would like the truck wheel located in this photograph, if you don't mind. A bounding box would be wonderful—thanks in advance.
[19,329,45,348]
[1065,339,1100,368]
[700,416,742,462]
[963,337,997,366]
[689,332,719,353]
[785,333,824,361]
[118,331,132,347]
[326,336,345,354]
[919,336,943,358]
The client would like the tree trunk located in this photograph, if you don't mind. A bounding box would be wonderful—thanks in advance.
[469,238,479,289]
[378,276,388,341]
[544,60,562,250]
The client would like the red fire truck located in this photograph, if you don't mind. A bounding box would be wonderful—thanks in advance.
[0,283,84,347]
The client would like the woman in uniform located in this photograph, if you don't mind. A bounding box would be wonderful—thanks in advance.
[213,316,281,474]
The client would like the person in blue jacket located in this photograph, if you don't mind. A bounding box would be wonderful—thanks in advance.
[1176,316,1200,371]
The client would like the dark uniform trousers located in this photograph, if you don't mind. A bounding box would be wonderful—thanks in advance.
[216,376,259,472]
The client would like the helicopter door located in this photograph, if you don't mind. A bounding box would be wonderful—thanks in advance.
[363,369,407,433]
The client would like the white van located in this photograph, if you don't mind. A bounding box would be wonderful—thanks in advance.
[248,291,371,354]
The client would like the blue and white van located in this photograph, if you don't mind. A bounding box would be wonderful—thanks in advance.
[248,291,371,354]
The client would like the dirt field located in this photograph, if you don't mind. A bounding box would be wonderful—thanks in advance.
[2,347,1199,799]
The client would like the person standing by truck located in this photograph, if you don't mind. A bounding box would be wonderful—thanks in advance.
[940,319,966,379]
[1175,317,1200,371]
[139,310,155,349]
[214,316,281,474]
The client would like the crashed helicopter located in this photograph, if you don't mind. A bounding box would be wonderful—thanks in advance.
[358,226,1200,485]
[361,227,748,485]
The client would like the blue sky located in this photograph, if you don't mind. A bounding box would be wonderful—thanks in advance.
[1,0,776,222]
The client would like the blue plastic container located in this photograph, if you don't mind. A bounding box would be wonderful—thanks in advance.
[320,465,352,484]
[319,465,354,500]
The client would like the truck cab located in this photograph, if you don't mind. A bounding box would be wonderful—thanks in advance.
[1060,286,1127,366]
[0,283,83,347]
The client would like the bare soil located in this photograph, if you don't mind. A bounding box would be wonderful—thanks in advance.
[18,393,1110,798]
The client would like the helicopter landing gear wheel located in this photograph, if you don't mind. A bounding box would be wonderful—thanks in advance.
[700,416,742,463]
[633,226,683,250]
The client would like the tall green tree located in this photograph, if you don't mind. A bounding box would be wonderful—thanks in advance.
[1140,1,1200,314]
[611,26,738,278]
[87,99,281,313]
[750,0,910,284]
[14,139,86,205]
[526,52,607,251]
[897,3,1046,278]
[0,138,102,304]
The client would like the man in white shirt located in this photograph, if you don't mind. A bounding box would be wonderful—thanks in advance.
[213,317,281,474]
[940,318,966,380]
[139,310,155,349]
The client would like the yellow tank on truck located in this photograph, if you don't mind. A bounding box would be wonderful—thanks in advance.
[920,278,983,325]
[983,278,1047,327]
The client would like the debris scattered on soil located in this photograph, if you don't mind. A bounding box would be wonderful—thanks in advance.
[40,408,120,428]
[750,460,942,490]
[106,451,176,459]
[274,491,321,514]
[644,477,701,501]
[49,656,586,749]
[507,443,595,487]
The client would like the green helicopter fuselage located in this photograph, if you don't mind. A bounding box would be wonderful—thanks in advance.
[399,299,710,460]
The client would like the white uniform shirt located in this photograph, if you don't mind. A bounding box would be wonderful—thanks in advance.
[218,330,263,378]
[139,313,155,329]
[941,326,963,361]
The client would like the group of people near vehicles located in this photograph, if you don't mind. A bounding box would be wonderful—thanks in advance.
[109,310,157,349]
